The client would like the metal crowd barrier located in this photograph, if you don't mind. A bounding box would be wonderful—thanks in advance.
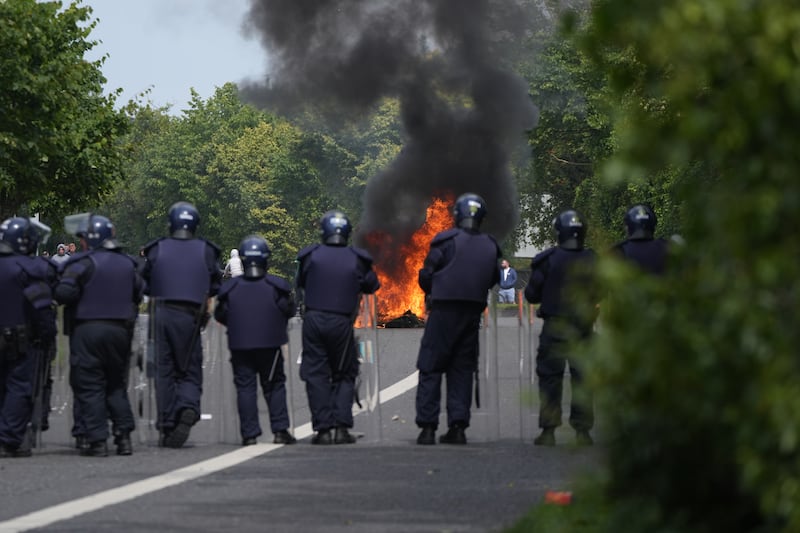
[36,292,549,450]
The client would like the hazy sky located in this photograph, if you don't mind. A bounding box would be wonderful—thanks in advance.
[85,0,268,111]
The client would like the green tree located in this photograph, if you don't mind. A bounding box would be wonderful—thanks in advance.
[531,1,800,531]
[0,0,128,220]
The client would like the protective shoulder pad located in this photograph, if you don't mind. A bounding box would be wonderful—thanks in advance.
[430,228,460,245]
[530,247,557,269]
[200,238,222,256]
[265,274,292,293]
[142,237,165,253]
[217,278,239,298]
[297,243,320,260]
[350,246,374,264]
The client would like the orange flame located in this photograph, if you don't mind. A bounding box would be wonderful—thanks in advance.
[366,196,454,321]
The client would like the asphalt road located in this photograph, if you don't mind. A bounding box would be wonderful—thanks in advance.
[0,312,603,533]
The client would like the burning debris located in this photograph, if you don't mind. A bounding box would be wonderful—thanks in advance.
[382,310,426,329]
[241,0,538,321]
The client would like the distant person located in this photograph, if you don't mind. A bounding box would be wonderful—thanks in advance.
[141,201,221,448]
[612,204,669,275]
[223,248,244,279]
[215,236,297,446]
[41,250,49,258]
[414,193,502,446]
[498,259,517,303]
[524,209,599,447]
[54,214,144,457]
[67,242,76,255]
[51,244,69,265]
[295,210,380,444]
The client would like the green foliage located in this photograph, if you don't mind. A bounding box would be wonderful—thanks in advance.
[105,84,361,279]
[550,1,800,531]
[0,0,128,219]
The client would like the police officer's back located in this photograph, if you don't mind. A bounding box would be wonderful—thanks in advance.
[215,235,297,445]
[415,193,502,446]
[296,210,380,445]
[0,217,56,458]
[141,201,221,448]
[612,204,669,275]
[54,214,143,456]
[525,209,598,447]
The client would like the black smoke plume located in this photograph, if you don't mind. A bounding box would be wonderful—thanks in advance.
[241,0,538,245]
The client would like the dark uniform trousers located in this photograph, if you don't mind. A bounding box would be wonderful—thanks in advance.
[415,306,481,429]
[0,345,35,448]
[536,319,594,431]
[155,305,203,430]
[300,310,358,432]
[231,347,290,439]
[70,321,135,442]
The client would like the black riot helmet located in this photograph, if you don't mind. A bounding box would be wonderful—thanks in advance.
[553,209,587,250]
[78,214,117,250]
[168,201,200,239]
[239,235,271,278]
[453,193,487,230]
[624,204,657,239]
[0,217,48,255]
[320,210,351,246]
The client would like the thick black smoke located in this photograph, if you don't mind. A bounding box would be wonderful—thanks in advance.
[241,0,538,245]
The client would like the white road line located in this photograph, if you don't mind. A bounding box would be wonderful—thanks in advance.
[0,371,419,533]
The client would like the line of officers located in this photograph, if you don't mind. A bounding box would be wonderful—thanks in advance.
[0,196,668,458]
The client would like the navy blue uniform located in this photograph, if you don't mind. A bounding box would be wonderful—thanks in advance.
[296,243,380,434]
[215,274,296,441]
[525,247,598,433]
[415,228,501,432]
[142,237,221,442]
[0,253,56,456]
[613,237,669,275]
[55,249,144,449]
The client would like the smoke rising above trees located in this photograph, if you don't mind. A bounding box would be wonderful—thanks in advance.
[240,0,539,242]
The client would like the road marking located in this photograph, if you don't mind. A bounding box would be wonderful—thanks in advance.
[0,371,419,533]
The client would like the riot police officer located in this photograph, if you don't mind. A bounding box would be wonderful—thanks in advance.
[55,214,144,456]
[214,236,297,446]
[0,217,56,458]
[525,209,598,446]
[296,210,380,444]
[415,193,502,446]
[142,202,221,448]
[612,204,669,275]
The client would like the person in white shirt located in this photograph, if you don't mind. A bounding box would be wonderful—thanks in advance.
[223,248,244,279]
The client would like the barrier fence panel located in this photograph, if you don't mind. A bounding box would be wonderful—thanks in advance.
[473,291,500,442]
[353,294,381,443]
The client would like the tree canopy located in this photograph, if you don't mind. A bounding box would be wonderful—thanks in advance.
[0,0,128,220]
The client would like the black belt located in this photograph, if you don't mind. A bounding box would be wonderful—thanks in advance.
[163,301,201,313]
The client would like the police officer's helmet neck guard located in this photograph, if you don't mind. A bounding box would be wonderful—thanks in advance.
[624,204,657,240]
[554,209,587,250]
[168,201,200,239]
[239,235,271,278]
[78,214,118,250]
[0,217,42,256]
[320,210,351,246]
[453,193,487,231]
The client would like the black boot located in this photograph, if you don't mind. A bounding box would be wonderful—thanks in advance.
[80,440,109,457]
[310,429,333,445]
[163,409,199,449]
[534,428,556,446]
[273,430,297,445]
[439,426,467,445]
[334,427,356,444]
[115,433,133,456]
[416,427,436,445]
